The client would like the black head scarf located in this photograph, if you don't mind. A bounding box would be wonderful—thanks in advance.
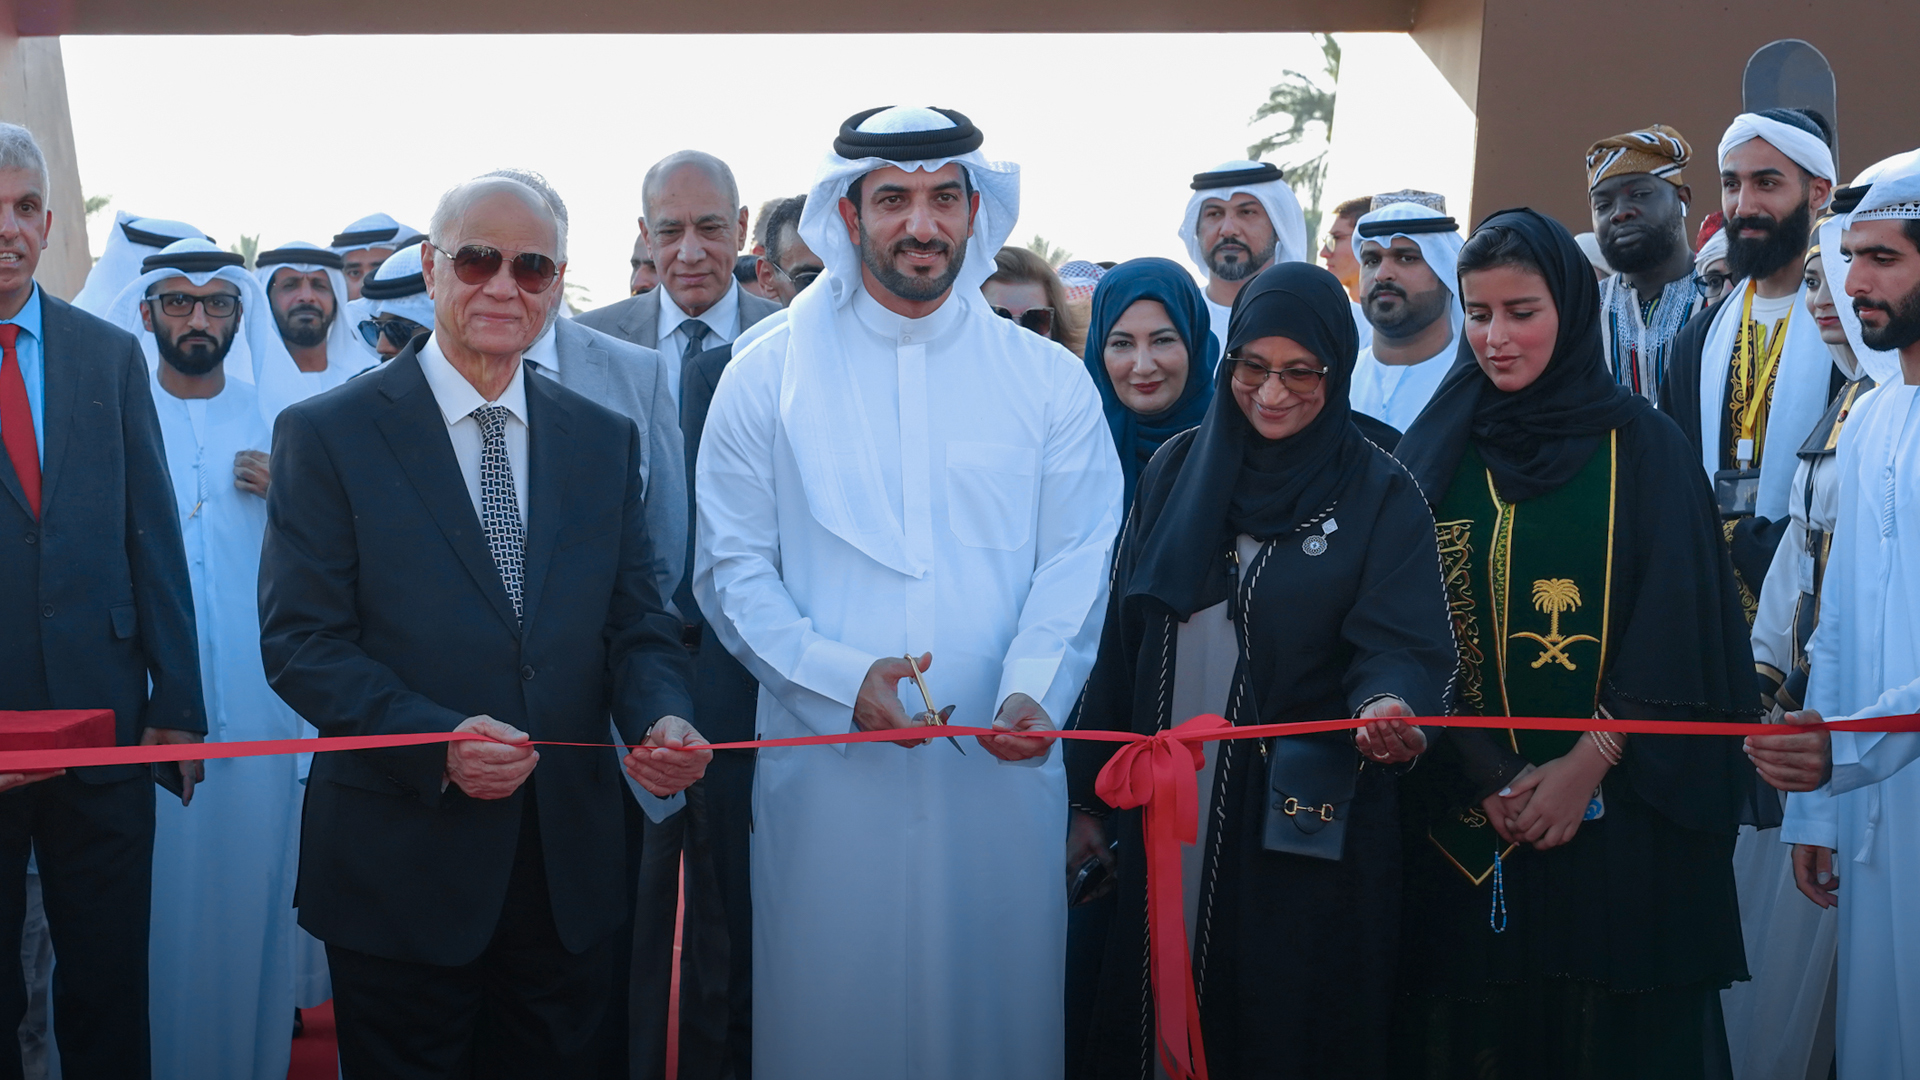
[1397,208,1649,506]
[1128,261,1374,617]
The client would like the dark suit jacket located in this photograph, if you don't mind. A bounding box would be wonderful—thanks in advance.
[575,287,782,359]
[675,344,761,743]
[0,290,204,782]
[260,340,693,966]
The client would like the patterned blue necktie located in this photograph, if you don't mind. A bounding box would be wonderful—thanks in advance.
[471,404,525,622]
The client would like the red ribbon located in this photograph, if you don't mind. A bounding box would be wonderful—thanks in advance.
[1091,714,1226,1080]
[11,708,1920,1080]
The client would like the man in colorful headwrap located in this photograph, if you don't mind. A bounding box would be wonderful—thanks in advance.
[1586,124,1710,403]
[1662,109,1837,613]
[694,105,1121,1079]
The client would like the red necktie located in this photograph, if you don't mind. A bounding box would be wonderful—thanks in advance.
[0,323,41,519]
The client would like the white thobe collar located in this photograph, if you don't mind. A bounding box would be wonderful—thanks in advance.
[850,283,965,346]
[660,279,741,343]
[417,334,530,428]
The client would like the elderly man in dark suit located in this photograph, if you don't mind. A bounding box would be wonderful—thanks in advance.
[574,151,781,405]
[0,123,205,1080]
[481,169,690,609]
[260,172,710,1078]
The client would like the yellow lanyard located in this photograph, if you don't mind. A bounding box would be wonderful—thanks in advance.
[1732,282,1788,467]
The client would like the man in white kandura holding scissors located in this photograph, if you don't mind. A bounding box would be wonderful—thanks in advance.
[693,105,1123,1080]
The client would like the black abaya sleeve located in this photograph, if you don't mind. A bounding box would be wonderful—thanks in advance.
[1335,461,1456,718]
[1064,432,1196,815]
[1598,410,1774,834]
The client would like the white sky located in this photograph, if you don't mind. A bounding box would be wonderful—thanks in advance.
[61,33,1346,310]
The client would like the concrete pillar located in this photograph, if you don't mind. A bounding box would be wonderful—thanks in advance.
[0,35,90,301]
[1417,0,1920,237]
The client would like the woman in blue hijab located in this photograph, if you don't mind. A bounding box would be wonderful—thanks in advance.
[1081,258,1217,509]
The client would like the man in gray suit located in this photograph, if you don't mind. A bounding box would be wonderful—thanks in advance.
[483,170,687,606]
[574,151,781,404]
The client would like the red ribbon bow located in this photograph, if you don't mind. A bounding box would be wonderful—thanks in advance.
[1092,713,1232,1080]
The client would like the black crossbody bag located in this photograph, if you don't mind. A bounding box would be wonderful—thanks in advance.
[1227,541,1359,862]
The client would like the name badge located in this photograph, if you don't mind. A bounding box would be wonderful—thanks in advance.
[1714,468,1761,519]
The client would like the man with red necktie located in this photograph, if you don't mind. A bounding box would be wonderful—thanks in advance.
[0,122,205,1079]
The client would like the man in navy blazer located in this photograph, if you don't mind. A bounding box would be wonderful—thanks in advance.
[0,124,206,1079]
[260,173,710,1077]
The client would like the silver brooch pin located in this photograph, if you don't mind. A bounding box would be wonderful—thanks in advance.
[1302,516,1337,557]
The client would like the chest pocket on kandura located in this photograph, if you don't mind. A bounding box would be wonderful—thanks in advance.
[944,440,1038,551]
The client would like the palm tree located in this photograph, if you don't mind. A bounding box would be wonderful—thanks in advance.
[1530,578,1583,640]
[228,233,259,271]
[1027,235,1071,269]
[564,278,592,316]
[84,194,111,219]
[1247,33,1342,240]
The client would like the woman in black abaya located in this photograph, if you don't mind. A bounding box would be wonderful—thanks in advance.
[1065,262,1457,1079]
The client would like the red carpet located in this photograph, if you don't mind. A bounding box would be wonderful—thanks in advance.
[287,1000,337,1080]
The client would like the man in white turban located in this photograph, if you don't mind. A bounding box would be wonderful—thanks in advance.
[1661,109,1838,609]
[330,212,416,300]
[109,241,315,1079]
[1178,160,1309,352]
[1347,200,1464,433]
[349,243,432,361]
[253,241,376,394]
[694,106,1122,1080]
[108,239,306,428]
[1748,150,1920,1079]
[71,212,207,316]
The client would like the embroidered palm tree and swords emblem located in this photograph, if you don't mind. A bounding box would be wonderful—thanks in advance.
[1509,578,1599,671]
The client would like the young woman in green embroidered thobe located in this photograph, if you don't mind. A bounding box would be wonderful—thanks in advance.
[1392,210,1774,1079]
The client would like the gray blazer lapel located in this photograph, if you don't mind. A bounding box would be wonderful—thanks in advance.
[621,293,658,348]
[372,349,521,636]
[560,321,611,401]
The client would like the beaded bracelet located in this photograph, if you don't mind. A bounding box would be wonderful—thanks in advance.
[1586,729,1623,766]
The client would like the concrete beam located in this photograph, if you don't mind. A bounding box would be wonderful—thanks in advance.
[13,0,1417,35]
[0,34,88,300]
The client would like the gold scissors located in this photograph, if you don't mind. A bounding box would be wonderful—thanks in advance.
[904,654,965,755]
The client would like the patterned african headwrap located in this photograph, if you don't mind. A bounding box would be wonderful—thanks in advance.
[1370,189,1446,213]
[1586,124,1691,190]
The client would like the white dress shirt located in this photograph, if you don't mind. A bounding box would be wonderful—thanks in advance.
[416,334,530,527]
[658,280,742,401]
